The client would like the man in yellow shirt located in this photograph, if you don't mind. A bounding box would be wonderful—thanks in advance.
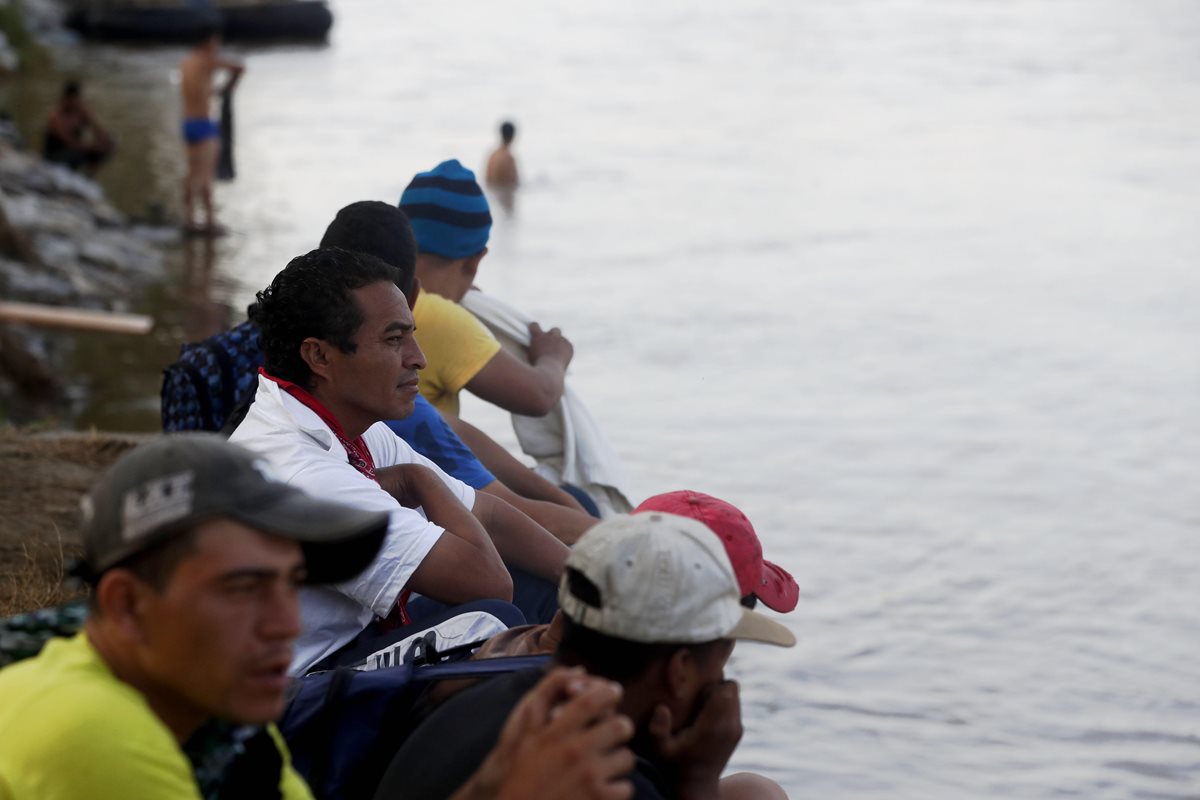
[399,159,575,420]
[0,434,388,800]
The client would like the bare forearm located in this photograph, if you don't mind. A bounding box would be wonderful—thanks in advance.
[526,356,567,411]
[445,414,586,511]
[376,464,511,602]
[223,69,244,93]
[472,493,569,582]
[492,457,582,511]
[377,464,495,556]
[483,482,594,545]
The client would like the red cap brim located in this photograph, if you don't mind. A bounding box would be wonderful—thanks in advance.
[758,560,800,613]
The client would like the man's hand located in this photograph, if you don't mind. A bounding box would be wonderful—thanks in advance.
[465,323,574,416]
[220,61,245,94]
[455,667,636,800]
[647,680,744,800]
[527,322,574,369]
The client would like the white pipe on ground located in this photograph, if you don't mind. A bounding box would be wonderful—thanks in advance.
[0,301,154,335]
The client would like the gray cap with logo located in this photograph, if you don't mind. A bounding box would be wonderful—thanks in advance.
[78,433,387,584]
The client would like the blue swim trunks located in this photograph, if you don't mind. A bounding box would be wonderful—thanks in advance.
[182,117,219,144]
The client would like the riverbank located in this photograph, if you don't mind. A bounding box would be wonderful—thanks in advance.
[0,109,175,422]
[0,428,144,614]
[0,0,224,618]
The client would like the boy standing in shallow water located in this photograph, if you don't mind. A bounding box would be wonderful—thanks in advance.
[180,28,243,236]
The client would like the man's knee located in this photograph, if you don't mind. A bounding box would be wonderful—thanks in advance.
[719,772,790,800]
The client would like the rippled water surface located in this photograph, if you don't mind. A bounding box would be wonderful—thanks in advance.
[7,0,1200,796]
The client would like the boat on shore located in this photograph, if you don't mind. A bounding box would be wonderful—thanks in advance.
[64,0,333,43]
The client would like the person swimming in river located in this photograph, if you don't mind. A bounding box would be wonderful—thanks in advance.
[485,120,519,189]
[179,27,244,236]
[43,80,114,176]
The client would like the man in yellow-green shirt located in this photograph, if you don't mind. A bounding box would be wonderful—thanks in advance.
[0,434,388,800]
[0,435,646,800]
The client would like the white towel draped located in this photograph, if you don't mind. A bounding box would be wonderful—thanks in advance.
[460,290,634,517]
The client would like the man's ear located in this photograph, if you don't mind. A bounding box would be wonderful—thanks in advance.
[665,647,697,701]
[405,277,421,312]
[462,248,487,282]
[299,337,334,382]
[95,570,151,644]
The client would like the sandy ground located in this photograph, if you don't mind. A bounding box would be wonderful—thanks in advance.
[0,429,146,614]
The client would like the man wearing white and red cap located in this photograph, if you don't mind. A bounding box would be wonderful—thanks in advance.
[379,512,796,800]
[634,490,799,614]
[446,489,800,674]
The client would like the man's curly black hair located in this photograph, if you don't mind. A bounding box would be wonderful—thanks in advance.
[255,247,400,388]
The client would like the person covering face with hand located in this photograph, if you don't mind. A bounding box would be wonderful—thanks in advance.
[376,512,797,800]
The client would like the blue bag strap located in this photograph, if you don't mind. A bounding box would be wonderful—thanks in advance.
[203,340,237,429]
[411,654,551,681]
[307,666,359,794]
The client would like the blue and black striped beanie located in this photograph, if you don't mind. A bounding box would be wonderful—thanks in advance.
[398,159,492,260]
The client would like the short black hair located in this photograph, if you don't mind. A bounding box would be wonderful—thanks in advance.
[556,614,726,683]
[319,202,417,295]
[196,22,221,43]
[63,80,81,99]
[500,121,516,144]
[86,528,199,613]
[255,247,401,387]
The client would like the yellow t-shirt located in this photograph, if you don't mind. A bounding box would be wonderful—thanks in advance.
[0,633,313,800]
[414,292,502,416]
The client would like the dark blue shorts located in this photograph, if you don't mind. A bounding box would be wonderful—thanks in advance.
[182,117,219,144]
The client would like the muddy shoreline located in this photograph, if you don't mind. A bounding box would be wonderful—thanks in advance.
[1,2,173,613]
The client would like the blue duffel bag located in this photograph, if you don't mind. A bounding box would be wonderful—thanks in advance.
[279,651,550,800]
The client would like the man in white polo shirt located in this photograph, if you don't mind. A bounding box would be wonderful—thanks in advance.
[230,247,569,674]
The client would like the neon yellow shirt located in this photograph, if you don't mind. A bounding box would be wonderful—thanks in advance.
[413,291,502,416]
[0,633,313,800]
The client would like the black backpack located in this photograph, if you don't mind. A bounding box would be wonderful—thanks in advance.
[161,320,261,433]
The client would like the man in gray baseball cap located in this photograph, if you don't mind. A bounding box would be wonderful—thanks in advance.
[0,433,388,799]
[76,432,388,585]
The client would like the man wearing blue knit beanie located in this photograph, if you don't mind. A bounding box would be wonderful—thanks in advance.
[401,159,494,262]
[399,160,584,507]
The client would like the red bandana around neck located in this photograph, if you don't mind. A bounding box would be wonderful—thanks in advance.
[260,369,377,481]
[259,369,411,626]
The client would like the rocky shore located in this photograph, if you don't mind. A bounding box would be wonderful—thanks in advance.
[0,0,178,613]
[0,113,176,420]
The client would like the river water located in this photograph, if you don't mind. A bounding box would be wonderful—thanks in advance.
[5,0,1200,796]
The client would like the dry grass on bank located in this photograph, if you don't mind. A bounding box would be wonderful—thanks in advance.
[0,429,143,616]
[1,525,83,617]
